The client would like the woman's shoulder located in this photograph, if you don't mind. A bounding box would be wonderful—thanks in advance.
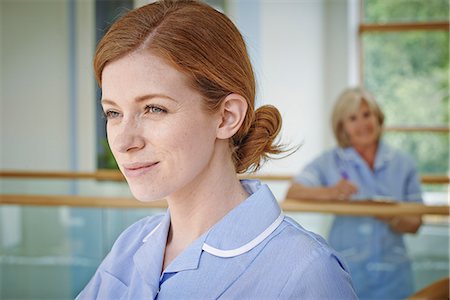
[303,147,340,168]
[274,216,345,266]
[281,217,331,246]
[265,216,354,296]
[275,218,356,298]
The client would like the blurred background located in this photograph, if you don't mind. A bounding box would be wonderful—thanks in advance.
[1,0,449,299]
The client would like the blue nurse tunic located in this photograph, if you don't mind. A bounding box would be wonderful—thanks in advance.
[77,180,356,299]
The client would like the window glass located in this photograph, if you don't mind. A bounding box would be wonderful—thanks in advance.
[95,0,133,169]
[383,132,449,174]
[364,0,449,23]
[363,31,449,126]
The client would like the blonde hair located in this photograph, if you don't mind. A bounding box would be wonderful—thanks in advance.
[331,87,385,147]
[94,0,283,173]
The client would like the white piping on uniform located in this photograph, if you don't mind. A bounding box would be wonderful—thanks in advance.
[202,212,285,258]
[142,223,162,243]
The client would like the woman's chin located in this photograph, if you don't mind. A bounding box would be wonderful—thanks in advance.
[130,188,166,203]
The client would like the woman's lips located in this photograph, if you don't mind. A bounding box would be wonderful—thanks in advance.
[122,162,159,178]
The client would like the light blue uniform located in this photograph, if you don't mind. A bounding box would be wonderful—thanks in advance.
[294,142,422,299]
[77,180,356,299]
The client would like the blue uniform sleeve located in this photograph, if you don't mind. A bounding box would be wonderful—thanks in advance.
[293,154,328,187]
[403,156,423,203]
[278,247,357,299]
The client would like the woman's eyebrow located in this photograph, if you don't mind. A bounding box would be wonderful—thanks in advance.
[101,94,177,105]
[100,98,117,106]
[135,94,178,103]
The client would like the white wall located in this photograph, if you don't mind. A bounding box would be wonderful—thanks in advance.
[1,1,71,170]
[0,0,96,172]
[229,0,353,175]
[323,0,356,148]
[260,0,327,174]
[75,1,97,172]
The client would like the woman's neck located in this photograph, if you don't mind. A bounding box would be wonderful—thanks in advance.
[162,144,249,270]
[353,142,378,169]
[167,169,248,245]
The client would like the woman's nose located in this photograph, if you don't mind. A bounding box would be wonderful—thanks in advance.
[355,116,365,126]
[110,119,145,153]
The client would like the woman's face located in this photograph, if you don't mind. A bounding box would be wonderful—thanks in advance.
[342,101,380,149]
[101,51,220,201]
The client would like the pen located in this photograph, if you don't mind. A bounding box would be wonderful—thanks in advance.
[340,170,349,180]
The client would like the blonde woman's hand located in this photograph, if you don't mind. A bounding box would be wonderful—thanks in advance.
[330,179,358,201]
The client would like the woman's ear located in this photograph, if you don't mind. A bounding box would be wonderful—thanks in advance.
[216,93,248,140]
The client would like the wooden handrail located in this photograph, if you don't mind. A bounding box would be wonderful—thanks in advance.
[384,126,449,133]
[359,21,449,33]
[421,175,450,184]
[0,170,292,182]
[0,170,126,181]
[0,170,448,184]
[0,194,448,217]
[0,194,167,209]
[282,199,449,216]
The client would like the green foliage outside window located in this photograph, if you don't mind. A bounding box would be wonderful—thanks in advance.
[98,139,118,170]
[364,0,449,23]
[362,0,449,174]
[96,0,133,170]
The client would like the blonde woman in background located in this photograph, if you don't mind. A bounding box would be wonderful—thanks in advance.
[287,87,422,299]
[77,1,356,299]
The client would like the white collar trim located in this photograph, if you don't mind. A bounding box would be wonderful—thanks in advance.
[142,223,162,243]
[201,212,285,258]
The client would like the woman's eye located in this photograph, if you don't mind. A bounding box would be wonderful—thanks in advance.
[348,115,357,122]
[363,111,371,118]
[104,110,121,119]
[145,105,167,114]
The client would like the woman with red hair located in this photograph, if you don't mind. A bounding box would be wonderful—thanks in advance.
[77,1,356,298]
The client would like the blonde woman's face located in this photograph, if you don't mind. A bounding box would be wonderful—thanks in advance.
[101,51,220,201]
[342,101,380,149]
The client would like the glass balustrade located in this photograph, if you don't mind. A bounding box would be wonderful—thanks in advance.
[1,177,448,299]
